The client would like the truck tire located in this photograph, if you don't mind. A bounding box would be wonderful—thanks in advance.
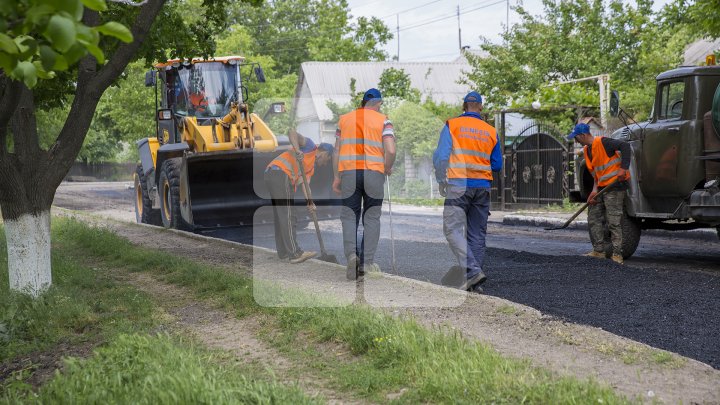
[587,213,641,259]
[134,164,161,226]
[159,158,190,230]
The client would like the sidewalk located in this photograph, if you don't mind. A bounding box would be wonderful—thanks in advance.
[388,203,719,240]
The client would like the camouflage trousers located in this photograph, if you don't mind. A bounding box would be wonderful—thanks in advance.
[587,189,625,256]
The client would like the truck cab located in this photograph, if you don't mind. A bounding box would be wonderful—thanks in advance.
[577,64,720,257]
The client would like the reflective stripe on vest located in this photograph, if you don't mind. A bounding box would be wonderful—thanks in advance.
[446,116,497,180]
[337,108,387,173]
[583,137,626,187]
[268,149,316,187]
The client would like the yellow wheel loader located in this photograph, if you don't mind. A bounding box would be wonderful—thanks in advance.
[133,56,329,230]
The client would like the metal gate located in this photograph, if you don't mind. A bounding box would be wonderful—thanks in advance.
[509,123,569,205]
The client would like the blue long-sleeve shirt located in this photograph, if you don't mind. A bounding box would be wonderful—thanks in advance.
[432,112,503,188]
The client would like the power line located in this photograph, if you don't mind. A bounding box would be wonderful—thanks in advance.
[379,0,443,20]
[398,0,506,33]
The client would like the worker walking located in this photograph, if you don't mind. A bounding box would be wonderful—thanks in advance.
[567,123,631,264]
[333,88,396,280]
[434,92,502,294]
[265,129,334,263]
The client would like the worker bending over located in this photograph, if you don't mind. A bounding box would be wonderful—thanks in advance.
[265,129,334,263]
[333,88,396,280]
[567,123,631,264]
[433,92,502,294]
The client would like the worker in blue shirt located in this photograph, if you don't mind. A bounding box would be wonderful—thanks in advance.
[433,91,503,293]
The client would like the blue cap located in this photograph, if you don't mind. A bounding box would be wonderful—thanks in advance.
[317,143,334,154]
[363,88,382,102]
[567,123,591,140]
[463,91,482,104]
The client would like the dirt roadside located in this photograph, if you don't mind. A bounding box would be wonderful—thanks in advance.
[55,208,720,404]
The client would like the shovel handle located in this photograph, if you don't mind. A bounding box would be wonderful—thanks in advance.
[546,178,620,231]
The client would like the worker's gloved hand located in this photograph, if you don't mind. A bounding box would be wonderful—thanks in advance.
[616,168,630,181]
[295,151,304,163]
[587,190,598,205]
[307,202,316,214]
[332,176,341,195]
[385,166,393,175]
[439,182,448,197]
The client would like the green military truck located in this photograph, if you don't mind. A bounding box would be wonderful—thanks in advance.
[575,62,720,258]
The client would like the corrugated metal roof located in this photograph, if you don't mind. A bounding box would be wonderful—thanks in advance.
[298,61,472,121]
[684,38,720,65]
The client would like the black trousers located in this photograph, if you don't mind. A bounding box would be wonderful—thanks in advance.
[264,170,301,259]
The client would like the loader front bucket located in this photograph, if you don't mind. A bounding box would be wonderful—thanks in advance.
[183,150,279,228]
[183,148,340,229]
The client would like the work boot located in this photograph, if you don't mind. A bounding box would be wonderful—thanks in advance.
[611,254,624,265]
[460,270,487,292]
[362,263,381,274]
[346,254,359,280]
[585,250,606,259]
[469,283,484,294]
[290,251,316,264]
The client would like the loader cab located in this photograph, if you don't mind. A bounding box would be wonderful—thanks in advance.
[149,56,264,145]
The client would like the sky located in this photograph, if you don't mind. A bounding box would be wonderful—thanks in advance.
[347,0,674,62]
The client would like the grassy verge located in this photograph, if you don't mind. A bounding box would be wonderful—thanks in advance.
[391,197,444,207]
[0,220,322,404]
[54,218,632,404]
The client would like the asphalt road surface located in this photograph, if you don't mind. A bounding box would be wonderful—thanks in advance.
[56,182,720,369]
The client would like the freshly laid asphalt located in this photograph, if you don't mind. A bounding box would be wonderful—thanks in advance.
[204,218,720,369]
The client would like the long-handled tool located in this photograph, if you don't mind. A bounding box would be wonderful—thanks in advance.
[285,88,338,263]
[385,175,398,273]
[545,178,619,231]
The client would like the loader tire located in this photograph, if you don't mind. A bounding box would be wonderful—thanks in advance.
[134,165,161,226]
[588,213,641,259]
[159,158,190,230]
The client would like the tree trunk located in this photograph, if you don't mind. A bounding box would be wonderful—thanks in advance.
[5,211,51,297]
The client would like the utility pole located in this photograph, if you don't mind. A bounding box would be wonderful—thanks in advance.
[506,0,509,36]
[548,74,612,129]
[457,4,462,51]
[396,14,400,60]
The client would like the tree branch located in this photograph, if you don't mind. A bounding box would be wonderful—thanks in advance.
[0,77,22,140]
[92,0,166,91]
[45,0,166,189]
[10,84,40,162]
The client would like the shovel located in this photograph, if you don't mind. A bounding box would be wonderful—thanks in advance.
[285,95,338,263]
[544,178,619,231]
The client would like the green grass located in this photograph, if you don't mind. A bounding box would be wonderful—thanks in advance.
[50,218,633,404]
[0,225,157,363]
[0,220,321,404]
[3,334,318,404]
[392,197,445,207]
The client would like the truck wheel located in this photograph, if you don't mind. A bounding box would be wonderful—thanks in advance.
[587,213,641,259]
[620,214,641,259]
[134,165,161,226]
[159,158,190,230]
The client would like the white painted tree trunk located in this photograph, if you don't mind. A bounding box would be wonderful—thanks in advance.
[6,211,52,297]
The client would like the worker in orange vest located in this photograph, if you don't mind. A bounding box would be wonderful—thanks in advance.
[434,92,502,294]
[567,123,631,264]
[265,129,334,264]
[333,88,396,280]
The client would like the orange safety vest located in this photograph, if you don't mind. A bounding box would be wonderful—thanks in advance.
[268,148,317,188]
[584,136,627,187]
[446,116,497,180]
[337,108,387,173]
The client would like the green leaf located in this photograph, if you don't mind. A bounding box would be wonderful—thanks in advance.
[76,25,98,44]
[95,22,133,43]
[62,43,86,65]
[33,61,56,79]
[53,54,69,70]
[26,4,55,25]
[0,53,18,73]
[45,15,77,53]
[84,42,105,64]
[14,36,37,60]
[0,33,18,54]
[54,0,84,21]
[39,45,58,71]
[13,61,38,88]
[81,0,107,12]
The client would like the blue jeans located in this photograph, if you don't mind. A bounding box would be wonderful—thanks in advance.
[340,170,385,265]
[443,186,490,279]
